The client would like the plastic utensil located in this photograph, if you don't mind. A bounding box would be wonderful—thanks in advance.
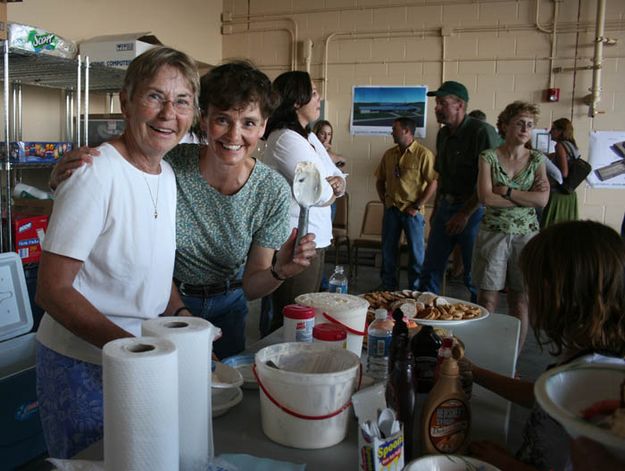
[292,161,323,246]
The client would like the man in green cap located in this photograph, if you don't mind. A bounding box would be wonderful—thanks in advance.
[419,81,501,302]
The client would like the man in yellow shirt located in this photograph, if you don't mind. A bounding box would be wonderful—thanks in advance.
[375,117,438,290]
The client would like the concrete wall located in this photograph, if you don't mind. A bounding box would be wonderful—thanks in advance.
[222,0,625,234]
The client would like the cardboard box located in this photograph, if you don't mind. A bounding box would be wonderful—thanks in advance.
[13,198,53,217]
[358,425,404,471]
[80,32,162,69]
[13,215,48,264]
[0,2,7,41]
[4,141,73,163]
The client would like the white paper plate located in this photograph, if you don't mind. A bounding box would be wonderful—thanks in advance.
[412,296,489,326]
[535,362,625,459]
[222,354,258,389]
[212,386,243,418]
[211,360,244,389]
[404,455,500,470]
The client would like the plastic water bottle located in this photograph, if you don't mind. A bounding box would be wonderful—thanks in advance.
[367,308,394,383]
[328,265,348,293]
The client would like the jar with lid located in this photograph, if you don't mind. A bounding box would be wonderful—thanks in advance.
[283,304,315,342]
[313,323,347,349]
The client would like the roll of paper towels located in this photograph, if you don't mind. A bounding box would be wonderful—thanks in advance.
[103,337,179,471]
[142,316,218,470]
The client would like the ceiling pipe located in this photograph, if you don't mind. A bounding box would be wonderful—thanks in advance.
[588,0,606,117]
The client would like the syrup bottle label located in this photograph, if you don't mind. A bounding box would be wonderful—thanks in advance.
[427,399,469,453]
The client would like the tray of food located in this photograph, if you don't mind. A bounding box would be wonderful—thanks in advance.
[362,290,488,326]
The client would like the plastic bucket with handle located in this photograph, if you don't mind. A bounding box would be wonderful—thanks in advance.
[295,293,369,356]
[254,342,361,449]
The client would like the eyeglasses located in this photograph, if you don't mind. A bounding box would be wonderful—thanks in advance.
[139,92,196,115]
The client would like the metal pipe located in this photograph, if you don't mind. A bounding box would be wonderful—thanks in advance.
[2,40,8,252]
[85,57,90,147]
[589,0,606,117]
[76,55,81,147]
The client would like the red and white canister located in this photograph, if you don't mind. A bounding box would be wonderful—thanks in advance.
[313,323,347,349]
[283,304,315,342]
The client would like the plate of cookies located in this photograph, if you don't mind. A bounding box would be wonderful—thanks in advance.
[362,290,488,326]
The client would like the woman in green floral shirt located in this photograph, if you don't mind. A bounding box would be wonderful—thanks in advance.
[473,101,549,350]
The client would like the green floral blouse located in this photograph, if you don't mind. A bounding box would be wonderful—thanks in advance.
[480,148,544,235]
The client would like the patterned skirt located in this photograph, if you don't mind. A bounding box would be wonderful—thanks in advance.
[36,342,103,459]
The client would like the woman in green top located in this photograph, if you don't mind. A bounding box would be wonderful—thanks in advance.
[473,101,549,350]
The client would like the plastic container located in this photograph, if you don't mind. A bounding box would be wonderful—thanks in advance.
[283,304,315,342]
[328,265,348,293]
[295,292,369,356]
[254,342,361,449]
[313,323,347,349]
[367,308,393,383]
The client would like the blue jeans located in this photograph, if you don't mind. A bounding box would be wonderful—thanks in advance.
[182,288,247,359]
[381,206,425,290]
[419,200,484,302]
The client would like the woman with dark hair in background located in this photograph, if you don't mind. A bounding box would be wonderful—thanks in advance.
[263,71,346,331]
[541,117,579,227]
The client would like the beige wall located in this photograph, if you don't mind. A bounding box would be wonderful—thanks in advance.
[4,0,222,187]
[222,0,625,234]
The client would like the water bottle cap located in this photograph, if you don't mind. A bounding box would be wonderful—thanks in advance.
[374,308,388,320]
[334,265,344,274]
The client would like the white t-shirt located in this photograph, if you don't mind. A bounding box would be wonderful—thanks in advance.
[263,129,344,248]
[36,143,177,364]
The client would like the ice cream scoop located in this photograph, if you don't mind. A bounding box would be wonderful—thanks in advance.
[293,161,323,246]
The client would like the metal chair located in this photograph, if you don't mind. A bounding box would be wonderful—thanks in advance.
[351,201,384,278]
[331,193,350,267]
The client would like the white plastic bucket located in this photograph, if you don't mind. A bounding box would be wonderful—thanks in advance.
[295,293,369,356]
[254,342,361,449]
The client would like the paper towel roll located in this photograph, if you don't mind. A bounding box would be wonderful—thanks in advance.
[103,337,179,471]
[142,316,217,471]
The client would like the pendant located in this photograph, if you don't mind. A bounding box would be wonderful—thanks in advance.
[154,211,158,219]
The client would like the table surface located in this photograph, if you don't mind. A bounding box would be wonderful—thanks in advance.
[213,313,521,470]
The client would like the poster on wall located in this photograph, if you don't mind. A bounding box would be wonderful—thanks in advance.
[350,86,427,138]
[531,128,555,155]
[587,131,625,189]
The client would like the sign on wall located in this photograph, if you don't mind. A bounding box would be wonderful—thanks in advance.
[587,131,625,189]
[350,86,428,138]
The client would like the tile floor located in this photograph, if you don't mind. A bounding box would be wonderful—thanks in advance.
[18,254,554,470]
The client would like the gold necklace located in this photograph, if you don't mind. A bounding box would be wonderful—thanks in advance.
[142,173,160,219]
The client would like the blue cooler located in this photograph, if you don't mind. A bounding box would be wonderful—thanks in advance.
[0,253,47,468]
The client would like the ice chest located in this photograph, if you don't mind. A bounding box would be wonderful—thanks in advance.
[0,252,46,468]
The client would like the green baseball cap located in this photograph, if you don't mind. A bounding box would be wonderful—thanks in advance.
[427,81,469,102]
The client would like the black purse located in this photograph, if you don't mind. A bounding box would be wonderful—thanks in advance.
[559,141,591,194]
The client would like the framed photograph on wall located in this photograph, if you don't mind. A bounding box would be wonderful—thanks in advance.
[350,86,428,138]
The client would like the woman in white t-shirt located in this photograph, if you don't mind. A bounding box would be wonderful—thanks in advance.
[263,71,347,331]
[34,47,200,459]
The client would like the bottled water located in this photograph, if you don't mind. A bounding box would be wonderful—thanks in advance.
[367,308,394,383]
[328,265,348,293]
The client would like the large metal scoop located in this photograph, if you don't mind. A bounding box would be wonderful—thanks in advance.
[293,161,323,246]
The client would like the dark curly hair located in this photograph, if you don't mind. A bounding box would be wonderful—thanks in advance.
[263,71,313,140]
[520,220,625,357]
[194,60,278,141]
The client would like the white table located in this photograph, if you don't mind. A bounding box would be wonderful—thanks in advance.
[76,314,519,470]
[213,313,520,470]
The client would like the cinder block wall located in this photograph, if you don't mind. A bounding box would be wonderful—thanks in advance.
[222,0,625,235]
